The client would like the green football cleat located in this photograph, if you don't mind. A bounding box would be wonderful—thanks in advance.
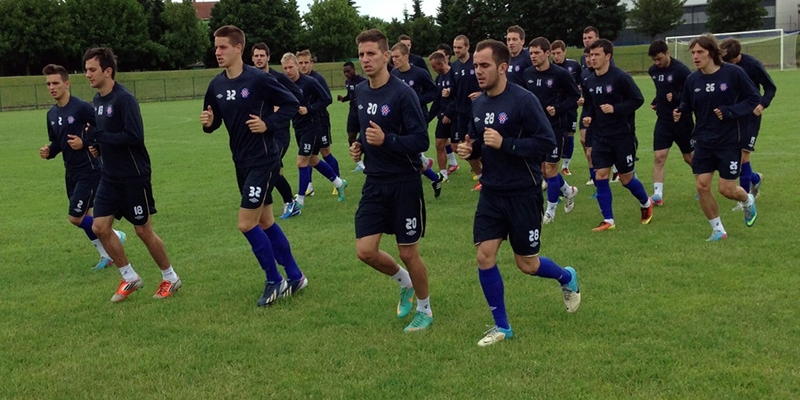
[403,311,433,332]
[396,286,415,318]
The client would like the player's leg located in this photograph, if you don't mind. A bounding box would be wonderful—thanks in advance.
[473,191,511,346]
[590,139,615,231]
[561,128,576,175]
[68,174,124,269]
[692,146,727,241]
[652,122,671,205]
[259,178,306,297]
[310,143,347,202]
[615,137,653,224]
[543,132,578,224]
[319,119,340,178]
[717,148,756,227]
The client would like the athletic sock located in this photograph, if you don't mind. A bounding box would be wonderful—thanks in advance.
[79,216,98,240]
[119,264,139,282]
[750,170,761,184]
[275,174,294,204]
[534,257,572,285]
[654,182,663,198]
[546,201,558,216]
[589,168,596,184]
[295,194,305,206]
[439,169,448,179]
[560,180,573,197]
[595,179,614,220]
[161,266,179,283]
[243,226,282,283]
[416,297,432,316]
[740,162,752,193]
[546,176,561,203]
[264,223,303,281]
[391,267,413,288]
[423,167,439,181]
[313,160,338,182]
[564,135,575,160]
[709,217,726,233]
[356,160,365,170]
[298,166,312,197]
[478,265,509,330]
[562,158,572,169]
[623,176,650,205]
[323,154,340,176]
[446,150,457,165]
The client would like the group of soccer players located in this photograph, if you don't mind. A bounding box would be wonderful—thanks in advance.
[41,22,774,346]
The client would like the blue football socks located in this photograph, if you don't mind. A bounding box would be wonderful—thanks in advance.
[595,179,614,220]
[535,257,572,285]
[243,226,282,282]
[479,265,509,330]
[264,223,303,281]
[78,215,98,240]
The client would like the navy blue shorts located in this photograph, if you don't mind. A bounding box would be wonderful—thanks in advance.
[741,114,761,152]
[590,135,638,174]
[355,179,426,244]
[295,126,323,157]
[93,178,157,226]
[236,164,278,209]
[692,145,741,180]
[65,171,101,218]
[321,116,332,148]
[545,131,567,164]
[653,119,693,153]
[434,118,454,140]
[474,190,543,256]
[454,112,469,143]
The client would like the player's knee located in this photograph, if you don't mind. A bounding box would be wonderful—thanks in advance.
[397,247,419,266]
[68,215,83,226]
[516,256,540,275]
[356,246,378,264]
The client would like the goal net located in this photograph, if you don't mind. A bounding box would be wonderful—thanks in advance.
[667,29,798,71]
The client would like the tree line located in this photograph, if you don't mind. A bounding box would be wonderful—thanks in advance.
[0,0,767,76]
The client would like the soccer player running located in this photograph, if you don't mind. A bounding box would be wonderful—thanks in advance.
[428,51,460,183]
[251,42,303,219]
[457,39,580,347]
[522,37,581,225]
[719,38,775,208]
[578,46,597,190]
[398,34,431,74]
[201,26,306,306]
[451,35,483,190]
[281,52,346,216]
[505,25,532,87]
[582,39,653,231]
[39,64,126,270]
[337,61,367,172]
[83,48,180,301]
[551,40,582,176]
[647,40,694,206]
[297,50,340,196]
[674,35,761,240]
[390,42,445,198]
[349,29,433,332]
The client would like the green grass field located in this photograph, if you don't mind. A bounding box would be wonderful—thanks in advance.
[2,71,799,399]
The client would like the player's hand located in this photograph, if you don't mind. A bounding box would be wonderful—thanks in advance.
[298,106,308,115]
[442,88,450,98]
[672,109,681,122]
[456,134,473,158]
[66,134,84,150]
[247,114,267,133]
[582,116,592,127]
[483,128,503,149]
[349,141,362,162]
[650,104,657,111]
[337,95,344,102]
[666,92,673,102]
[39,145,50,159]
[546,106,556,116]
[88,146,99,158]
[713,108,723,120]
[468,91,481,101]
[600,104,614,114]
[753,104,764,116]
[577,97,584,107]
[200,105,214,128]
[365,120,385,146]
[442,115,451,124]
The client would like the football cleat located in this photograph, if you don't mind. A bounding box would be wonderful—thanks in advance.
[732,202,744,212]
[561,167,572,176]
[352,165,363,173]
[432,173,444,198]
[111,278,143,302]
[478,325,513,347]
[707,230,728,241]
[447,164,460,174]
[280,200,302,219]
[337,179,348,202]
[543,213,555,225]
[652,194,664,206]
[561,266,581,313]
[641,198,654,224]
[257,279,288,307]
[564,186,578,214]
[750,172,763,198]
[94,257,113,271]
[397,286,415,318]
[472,182,482,191]
[281,276,308,298]
[743,194,757,227]
[591,221,615,232]
[403,311,433,332]
[153,279,182,299]
[585,179,595,186]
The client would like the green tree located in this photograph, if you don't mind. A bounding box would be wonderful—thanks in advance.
[705,0,767,33]
[300,0,362,61]
[0,0,73,75]
[160,0,209,69]
[68,0,153,71]
[628,0,686,39]
[207,0,301,67]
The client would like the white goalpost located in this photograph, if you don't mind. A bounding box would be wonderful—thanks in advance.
[666,28,798,71]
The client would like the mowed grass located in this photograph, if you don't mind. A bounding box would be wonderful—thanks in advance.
[2,71,800,399]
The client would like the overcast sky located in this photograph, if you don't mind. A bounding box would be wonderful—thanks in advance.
[297,0,439,21]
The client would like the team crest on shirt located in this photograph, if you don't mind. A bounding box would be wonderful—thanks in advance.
[380,104,391,116]
[67,116,75,124]
[605,85,613,93]
[720,83,728,92]
[667,75,673,82]
[546,79,553,87]
[409,80,415,86]
[241,88,250,98]
[514,65,520,72]
[105,105,114,116]
[498,112,508,124]
[470,69,475,75]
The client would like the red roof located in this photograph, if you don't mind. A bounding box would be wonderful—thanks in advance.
[193,1,216,20]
